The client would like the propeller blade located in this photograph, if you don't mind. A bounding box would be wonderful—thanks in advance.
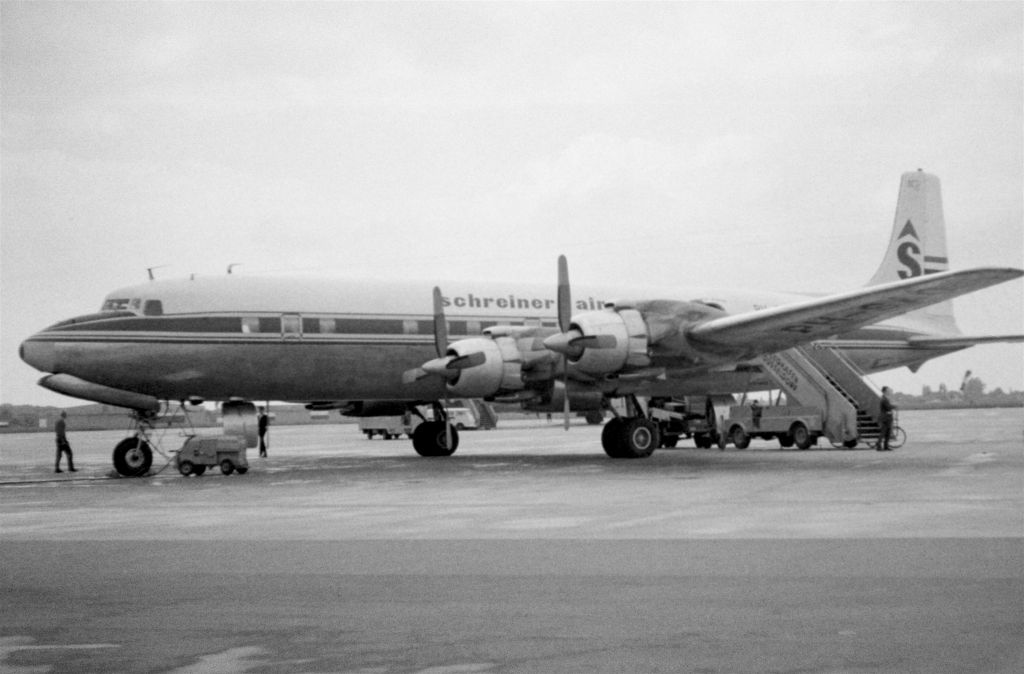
[557,255,571,333]
[444,398,452,451]
[420,351,487,378]
[556,255,572,431]
[432,286,447,358]
[448,352,487,370]
[421,357,456,377]
[570,334,618,349]
[563,377,570,431]
[542,331,576,355]
[401,368,429,384]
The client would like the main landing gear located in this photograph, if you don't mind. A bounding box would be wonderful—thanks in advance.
[411,402,459,457]
[601,395,660,459]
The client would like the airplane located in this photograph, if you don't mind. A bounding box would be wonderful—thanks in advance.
[19,170,1023,475]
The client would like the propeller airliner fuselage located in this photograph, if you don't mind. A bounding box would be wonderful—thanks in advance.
[19,171,1024,473]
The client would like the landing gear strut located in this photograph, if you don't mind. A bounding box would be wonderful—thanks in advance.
[601,395,660,459]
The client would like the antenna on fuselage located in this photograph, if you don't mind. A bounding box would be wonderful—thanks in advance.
[146,265,168,281]
[227,263,242,275]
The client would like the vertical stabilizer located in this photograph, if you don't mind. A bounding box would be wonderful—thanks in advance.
[868,170,958,333]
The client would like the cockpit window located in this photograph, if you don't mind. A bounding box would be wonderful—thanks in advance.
[101,298,132,311]
[143,300,163,316]
[695,300,726,312]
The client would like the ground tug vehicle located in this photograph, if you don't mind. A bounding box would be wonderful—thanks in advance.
[174,401,254,476]
[176,435,249,476]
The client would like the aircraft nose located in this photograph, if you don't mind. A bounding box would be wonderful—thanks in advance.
[20,337,56,373]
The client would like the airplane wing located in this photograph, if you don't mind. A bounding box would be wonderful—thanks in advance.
[685,267,1023,356]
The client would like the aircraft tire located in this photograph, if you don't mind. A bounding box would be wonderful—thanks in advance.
[412,421,458,457]
[601,418,626,458]
[113,437,153,477]
[618,418,659,459]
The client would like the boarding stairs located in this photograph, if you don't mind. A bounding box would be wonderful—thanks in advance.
[756,345,883,445]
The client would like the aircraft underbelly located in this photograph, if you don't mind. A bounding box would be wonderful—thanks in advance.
[45,338,446,402]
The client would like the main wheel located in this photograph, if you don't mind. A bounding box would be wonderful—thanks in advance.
[412,421,458,457]
[791,422,813,450]
[617,418,659,459]
[601,418,626,458]
[113,437,153,477]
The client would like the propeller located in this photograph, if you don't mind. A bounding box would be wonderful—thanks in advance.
[402,287,484,383]
[402,286,486,452]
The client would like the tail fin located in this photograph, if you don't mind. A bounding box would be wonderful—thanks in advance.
[868,170,959,334]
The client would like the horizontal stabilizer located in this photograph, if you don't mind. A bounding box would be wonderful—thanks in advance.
[687,267,1023,355]
[906,334,1024,349]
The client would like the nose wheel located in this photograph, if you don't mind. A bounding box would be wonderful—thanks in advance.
[113,436,153,477]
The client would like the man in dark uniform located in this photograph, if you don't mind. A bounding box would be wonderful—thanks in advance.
[877,386,896,451]
[54,411,76,473]
[257,406,269,457]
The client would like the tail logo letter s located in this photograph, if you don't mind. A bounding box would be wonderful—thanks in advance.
[896,220,922,279]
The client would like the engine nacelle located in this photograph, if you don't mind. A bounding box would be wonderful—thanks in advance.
[445,336,525,398]
[568,308,650,376]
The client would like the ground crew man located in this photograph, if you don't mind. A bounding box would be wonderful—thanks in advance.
[877,386,896,451]
[54,411,76,473]
[257,406,270,457]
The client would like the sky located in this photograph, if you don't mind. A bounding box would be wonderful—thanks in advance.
[2,1,1022,407]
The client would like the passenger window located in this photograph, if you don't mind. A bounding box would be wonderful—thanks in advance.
[319,318,336,334]
[241,317,259,334]
[143,300,163,316]
[403,319,418,334]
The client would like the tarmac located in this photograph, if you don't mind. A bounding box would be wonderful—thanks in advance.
[1,408,1022,673]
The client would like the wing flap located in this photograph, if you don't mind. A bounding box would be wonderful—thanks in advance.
[686,268,1022,354]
